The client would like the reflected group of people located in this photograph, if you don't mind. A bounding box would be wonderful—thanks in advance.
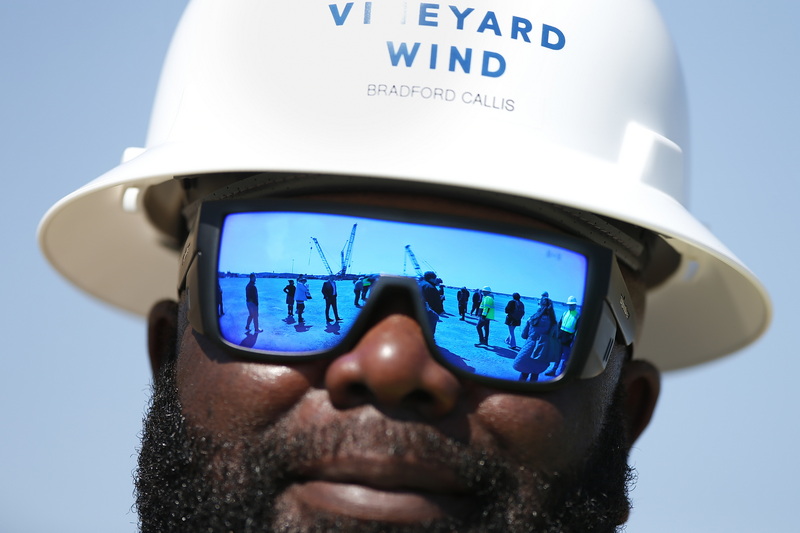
[236,274,381,334]
[282,275,312,324]
[512,293,581,381]
[417,272,583,383]
[229,272,582,383]
[352,275,377,309]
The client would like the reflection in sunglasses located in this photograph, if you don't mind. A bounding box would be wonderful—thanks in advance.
[216,212,587,384]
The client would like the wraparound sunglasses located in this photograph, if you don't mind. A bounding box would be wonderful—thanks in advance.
[179,199,636,391]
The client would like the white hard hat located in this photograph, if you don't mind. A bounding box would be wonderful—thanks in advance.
[38,0,770,370]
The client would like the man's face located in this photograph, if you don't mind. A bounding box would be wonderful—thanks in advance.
[137,192,659,532]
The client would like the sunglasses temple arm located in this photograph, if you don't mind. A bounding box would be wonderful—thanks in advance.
[580,259,637,379]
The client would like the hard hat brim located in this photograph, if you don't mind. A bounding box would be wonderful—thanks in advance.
[38,140,771,371]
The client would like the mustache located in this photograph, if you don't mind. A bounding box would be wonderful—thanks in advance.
[199,414,516,497]
[145,358,513,498]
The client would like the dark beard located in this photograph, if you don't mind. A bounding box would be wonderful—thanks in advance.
[135,360,634,533]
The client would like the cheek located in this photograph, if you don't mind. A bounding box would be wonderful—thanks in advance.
[175,328,322,436]
[469,379,615,471]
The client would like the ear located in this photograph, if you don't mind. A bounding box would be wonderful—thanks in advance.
[619,359,661,445]
[147,299,179,379]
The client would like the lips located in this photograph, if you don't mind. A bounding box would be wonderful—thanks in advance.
[284,455,477,523]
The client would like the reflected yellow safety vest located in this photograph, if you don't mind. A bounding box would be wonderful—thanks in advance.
[481,295,495,320]
[560,309,579,333]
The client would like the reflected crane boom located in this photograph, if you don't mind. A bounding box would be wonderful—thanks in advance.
[311,237,334,276]
[338,224,357,276]
[404,245,423,277]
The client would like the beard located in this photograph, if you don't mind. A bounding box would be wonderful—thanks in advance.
[135,359,635,533]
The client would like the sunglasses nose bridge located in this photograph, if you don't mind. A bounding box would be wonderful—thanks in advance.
[324,285,461,418]
[347,276,436,342]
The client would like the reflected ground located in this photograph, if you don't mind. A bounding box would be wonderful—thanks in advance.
[218,277,575,382]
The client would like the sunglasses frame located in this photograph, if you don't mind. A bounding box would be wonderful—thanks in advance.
[178,199,637,391]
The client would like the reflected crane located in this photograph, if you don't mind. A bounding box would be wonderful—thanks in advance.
[311,223,358,277]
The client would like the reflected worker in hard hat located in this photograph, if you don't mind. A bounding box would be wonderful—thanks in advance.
[39,0,770,531]
[294,276,311,324]
[475,286,495,346]
[552,295,581,376]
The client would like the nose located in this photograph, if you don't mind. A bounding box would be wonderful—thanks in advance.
[324,312,462,419]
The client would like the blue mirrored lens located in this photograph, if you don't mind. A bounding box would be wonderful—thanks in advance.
[215,212,587,383]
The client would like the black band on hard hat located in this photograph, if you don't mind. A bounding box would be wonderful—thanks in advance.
[148,171,680,287]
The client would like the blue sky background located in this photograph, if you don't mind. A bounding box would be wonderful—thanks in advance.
[1,2,798,532]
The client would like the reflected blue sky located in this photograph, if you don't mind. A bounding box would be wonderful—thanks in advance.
[219,211,588,302]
